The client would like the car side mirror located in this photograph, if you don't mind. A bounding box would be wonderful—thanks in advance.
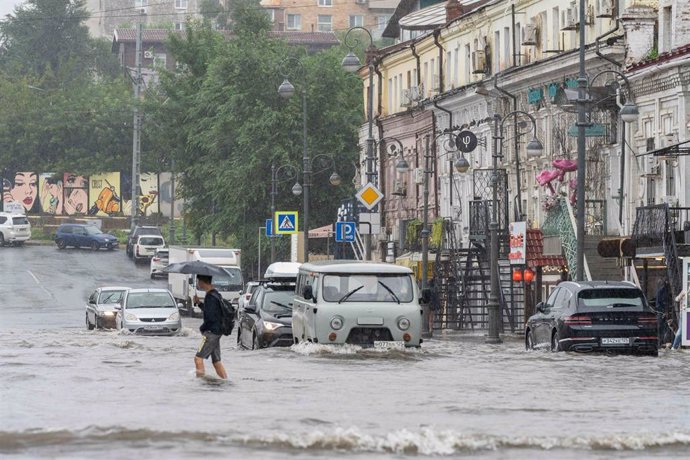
[420,288,431,304]
[114,305,122,310]
[536,302,546,313]
[302,285,313,301]
[176,302,184,309]
[244,305,256,313]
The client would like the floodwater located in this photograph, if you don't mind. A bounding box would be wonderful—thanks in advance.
[1,246,690,459]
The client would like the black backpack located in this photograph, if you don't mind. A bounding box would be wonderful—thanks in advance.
[210,290,236,336]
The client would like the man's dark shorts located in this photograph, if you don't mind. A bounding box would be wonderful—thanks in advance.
[196,331,222,363]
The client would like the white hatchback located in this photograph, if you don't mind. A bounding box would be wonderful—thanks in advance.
[116,288,181,335]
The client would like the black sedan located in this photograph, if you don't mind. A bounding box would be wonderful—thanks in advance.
[237,285,295,349]
[525,281,658,356]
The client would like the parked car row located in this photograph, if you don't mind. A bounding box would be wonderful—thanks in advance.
[85,286,182,335]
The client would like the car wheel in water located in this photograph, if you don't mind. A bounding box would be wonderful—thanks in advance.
[86,313,94,330]
[551,330,561,352]
[0,234,5,246]
[525,330,534,350]
[56,239,66,249]
[91,241,99,251]
[14,241,24,247]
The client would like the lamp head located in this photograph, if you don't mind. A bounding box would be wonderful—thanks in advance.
[278,78,295,98]
[454,155,470,173]
[341,51,361,73]
[620,101,639,123]
[526,137,544,158]
[329,172,342,186]
[291,182,303,196]
[395,158,410,174]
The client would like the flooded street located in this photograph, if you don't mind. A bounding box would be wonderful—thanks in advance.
[2,246,690,459]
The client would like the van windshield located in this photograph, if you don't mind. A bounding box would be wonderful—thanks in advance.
[214,267,243,292]
[322,274,414,303]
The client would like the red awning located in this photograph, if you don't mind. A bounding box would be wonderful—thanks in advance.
[308,224,333,239]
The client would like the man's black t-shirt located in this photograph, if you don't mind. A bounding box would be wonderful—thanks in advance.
[199,289,223,335]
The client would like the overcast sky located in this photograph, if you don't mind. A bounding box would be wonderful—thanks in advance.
[0,1,25,19]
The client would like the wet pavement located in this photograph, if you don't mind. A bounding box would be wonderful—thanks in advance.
[1,246,689,458]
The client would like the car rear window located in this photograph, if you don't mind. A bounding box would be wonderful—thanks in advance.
[139,236,164,246]
[577,288,645,311]
[12,216,29,225]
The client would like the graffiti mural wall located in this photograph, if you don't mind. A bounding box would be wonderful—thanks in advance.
[63,174,89,215]
[2,171,181,217]
[39,173,64,215]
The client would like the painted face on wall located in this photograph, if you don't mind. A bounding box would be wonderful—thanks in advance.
[8,172,38,212]
[64,188,88,215]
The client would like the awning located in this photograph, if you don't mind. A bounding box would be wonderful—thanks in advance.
[635,139,690,158]
[308,224,333,239]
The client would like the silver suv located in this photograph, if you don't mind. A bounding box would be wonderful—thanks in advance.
[0,212,31,246]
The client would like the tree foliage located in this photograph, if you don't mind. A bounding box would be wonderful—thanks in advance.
[147,0,363,275]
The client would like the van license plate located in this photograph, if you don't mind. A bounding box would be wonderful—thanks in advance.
[601,337,629,345]
[374,341,405,350]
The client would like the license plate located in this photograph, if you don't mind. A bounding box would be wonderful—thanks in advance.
[601,337,629,345]
[374,341,405,350]
[145,326,163,331]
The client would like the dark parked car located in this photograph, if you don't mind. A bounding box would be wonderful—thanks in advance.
[525,281,658,356]
[237,283,295,349]
[54,224,119,250]
[126,225,162,258]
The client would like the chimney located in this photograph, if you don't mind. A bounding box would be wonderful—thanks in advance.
[446,0,464,23]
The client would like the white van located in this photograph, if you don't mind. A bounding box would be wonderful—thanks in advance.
[292,261,423,348]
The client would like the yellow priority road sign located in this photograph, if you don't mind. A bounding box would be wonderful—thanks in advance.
[356,182,384,210]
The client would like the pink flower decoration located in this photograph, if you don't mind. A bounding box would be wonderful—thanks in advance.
[536,169,560,193]
[552,159,577,172]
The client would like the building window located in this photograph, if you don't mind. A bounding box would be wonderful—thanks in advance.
[174,22,185,31]
[266,8,275,22]
[175,0,188,9]
[287,14,301,30]
[135,0,147,7]
[349,15,363,28]
[376,15,391,29]
[317,15,332,32]
[153,53,167,69]
[318,0,332,6]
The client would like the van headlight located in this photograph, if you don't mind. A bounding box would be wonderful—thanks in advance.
[330,316,344,330]
[167,312,180,321]
[397,317,411,331]
[125,313,138,321]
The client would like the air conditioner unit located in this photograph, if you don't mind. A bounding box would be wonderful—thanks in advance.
[663,132,679,146]
[143,50,154,59]
[138,8,147,14]
[597,0,615,18]
[401,89,412,107]
[472,50,486,74]
[562,6,578,30]
[642,160,661,178]
[522,23,538,46]
[391,179,406,196]
[409,85,421,102]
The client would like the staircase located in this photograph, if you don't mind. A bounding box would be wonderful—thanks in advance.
[583,235,622,281]
[498,260,525,333]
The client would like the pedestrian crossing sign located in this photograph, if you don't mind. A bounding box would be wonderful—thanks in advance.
[274,211,299,234]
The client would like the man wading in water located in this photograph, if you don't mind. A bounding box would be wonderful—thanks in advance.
[193,275,228,379]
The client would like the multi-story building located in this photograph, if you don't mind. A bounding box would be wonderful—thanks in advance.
[260,0,398,39]
[348,0,689,330]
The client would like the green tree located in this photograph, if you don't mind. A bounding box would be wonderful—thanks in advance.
[148,1,362,275]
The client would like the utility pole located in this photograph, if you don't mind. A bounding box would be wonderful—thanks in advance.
[575,0,587,281]
[169,158,176,245]
[131,20,143,230]
[421,135,431,335]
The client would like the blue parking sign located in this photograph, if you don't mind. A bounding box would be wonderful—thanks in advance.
[335,221,356,243]
[265,219,273,237]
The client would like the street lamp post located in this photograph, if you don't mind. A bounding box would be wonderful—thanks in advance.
[278,57,310,263]
[342,27,377,261]
[485,111,544,343]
